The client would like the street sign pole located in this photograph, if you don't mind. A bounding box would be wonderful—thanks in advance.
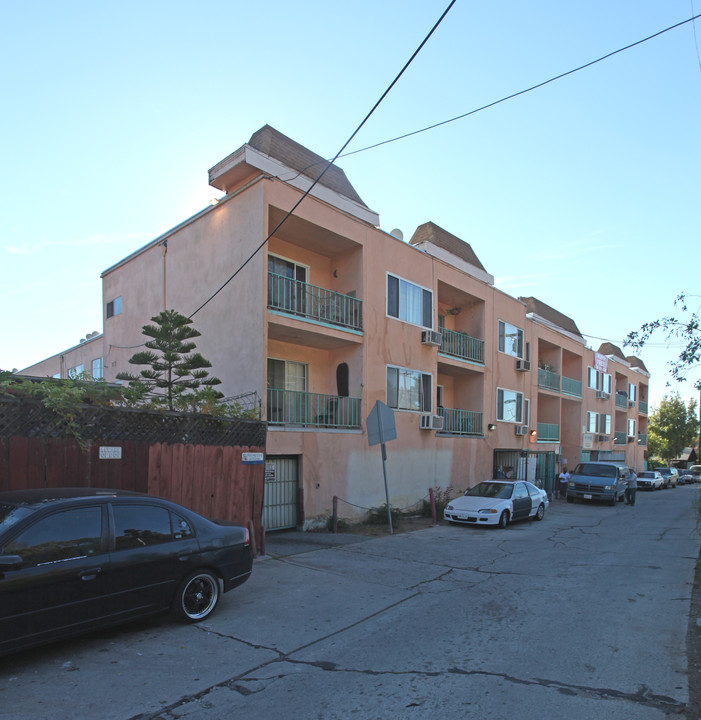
[367,400,397,535]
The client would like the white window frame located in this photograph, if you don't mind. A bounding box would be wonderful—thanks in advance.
[496,387,524,424]
[627,418,636,437]
[628,383,637,402]
[601,414,611,434]
[386,365,432,412]
[587,411,599,433]
[68,364,84,379]
[91,357,103,380]
[386,273,433,329]
[498,320,524,359]
[602,373,612,394]
[587,367,598,390]
[106,296,122,319]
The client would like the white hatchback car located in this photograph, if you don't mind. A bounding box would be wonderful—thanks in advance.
[444,480,549,528]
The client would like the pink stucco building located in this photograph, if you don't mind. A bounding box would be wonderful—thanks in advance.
[22,126,650,529]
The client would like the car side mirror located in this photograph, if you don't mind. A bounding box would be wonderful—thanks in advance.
[0,555,22,571]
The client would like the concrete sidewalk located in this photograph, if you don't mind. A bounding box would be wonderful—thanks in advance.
[260,529,369,558]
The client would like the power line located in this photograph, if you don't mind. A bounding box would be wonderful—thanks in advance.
[189,0,457,318]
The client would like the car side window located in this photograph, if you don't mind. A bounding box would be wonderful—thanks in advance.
[3,507,103,567]
[513,483,529,500]
[113,505,173,551]
[171,512,194,540]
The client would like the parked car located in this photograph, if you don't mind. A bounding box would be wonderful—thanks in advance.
[0,488,253,657]
[566,461,632,505]
[655,467,679,488]
[690,465,701,482]
[444,480,548,528]
[679,472,694,485]
[637,470,664,490]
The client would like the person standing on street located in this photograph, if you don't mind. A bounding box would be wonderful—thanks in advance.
[625,471,638,506]
[558,467,570,499]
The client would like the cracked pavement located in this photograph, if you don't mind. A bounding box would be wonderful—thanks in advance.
[1,486,699,720]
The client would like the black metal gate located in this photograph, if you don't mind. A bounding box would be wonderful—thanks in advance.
[262,456,299,531]
[493,450,558,498]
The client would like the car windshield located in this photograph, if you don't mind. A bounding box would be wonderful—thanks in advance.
[657,469,670,475]
[466,482,513,499]
[573,463,617,478]
[0,503,34,531]
[639,472,654,478]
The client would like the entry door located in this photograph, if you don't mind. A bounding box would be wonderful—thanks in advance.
[263,457,299,531]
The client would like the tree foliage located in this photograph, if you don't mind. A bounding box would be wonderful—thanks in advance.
[626,292,701,390]
[116,310,223,412]
[645,393,699,464]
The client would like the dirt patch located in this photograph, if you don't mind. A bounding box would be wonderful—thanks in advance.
[338,515,439,536]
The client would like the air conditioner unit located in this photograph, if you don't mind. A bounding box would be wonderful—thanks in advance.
[598,435,610,442]
[514,425,529,436]
[516,359,531,371]
[627,436,635,443]
[596,390,610,400]
[628,401,635,408]
[419,414,433,430]
[421,330,442,347]
[431,414,444,430]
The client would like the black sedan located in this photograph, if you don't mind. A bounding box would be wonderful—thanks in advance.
[0,488,253,656]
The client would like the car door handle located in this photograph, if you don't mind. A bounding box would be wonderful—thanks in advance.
[80,568,102,581]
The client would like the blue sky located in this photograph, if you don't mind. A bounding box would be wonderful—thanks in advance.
[1,1,699,410]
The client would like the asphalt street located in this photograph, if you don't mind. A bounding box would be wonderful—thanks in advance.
[1,484,699,720]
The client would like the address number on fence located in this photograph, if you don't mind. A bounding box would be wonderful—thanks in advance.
[99,446,122,460]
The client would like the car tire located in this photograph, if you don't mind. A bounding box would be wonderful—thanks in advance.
[498,510,509,528]
[172,570,220,623]
[566,496,574,504]
[533,503,545,521]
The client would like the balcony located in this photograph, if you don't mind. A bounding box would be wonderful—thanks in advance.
[268,272,362,332]
[639,400,648,414]
[638,433,647,446]
[439,328,484,364]
[561,376,582,398]
[536,422,559,442]
[437,407,483,435]
[267,389,361,429]
[615,393,628,410]
[614,431,627,444]
[538,368,560,392]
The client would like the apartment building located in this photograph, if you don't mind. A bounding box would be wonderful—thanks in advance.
[22,126,650,529]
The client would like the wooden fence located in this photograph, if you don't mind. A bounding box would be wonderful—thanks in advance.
[0,398,266,550]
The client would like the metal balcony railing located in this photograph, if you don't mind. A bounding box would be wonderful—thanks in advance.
[437,407,483,435]
[614,431,627,444]
[538,369,561,392]
[267,389,361,429]
[536,422,559,442]
[561,376,582,397]
[638,433,647,446]
[267,272,362,332]
[438,328,485,364]
[639,400,648,414]
[615,393,628,410]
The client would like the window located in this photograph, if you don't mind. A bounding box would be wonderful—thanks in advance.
[497,388,524,423]
[498,321,523,359]
[112,504,174,551]
[387,274,433,328]
[68,364,84,379]
[627,419,636,437]
[268,255,308,313]
[91,357,103,379]
[106,296,122,319]
[587,368,611,393]
[587,411,599,433]
[4,507,103,567]
[386,366,431,412]
[267,358,309,423]
[601,414,611,434]
[628,383,637,402]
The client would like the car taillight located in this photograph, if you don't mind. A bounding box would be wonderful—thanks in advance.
[243,527,250,547]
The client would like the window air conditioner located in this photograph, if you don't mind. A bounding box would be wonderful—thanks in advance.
[431,414,444,430]
[596,390,610,400]
[419,414,433,429]
[598,435,610,442]
[516,359,531,371]
[628,401,635,408]
[514,425,529,436]
[421,330,442,347]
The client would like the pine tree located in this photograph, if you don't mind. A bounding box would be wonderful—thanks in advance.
[117,310,223,412]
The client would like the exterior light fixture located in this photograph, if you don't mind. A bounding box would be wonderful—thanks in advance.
[209,198,220,206]
[488,423,497,431]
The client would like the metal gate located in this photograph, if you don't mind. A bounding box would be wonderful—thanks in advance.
[493,450,558,498]
[263,456,299,531]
